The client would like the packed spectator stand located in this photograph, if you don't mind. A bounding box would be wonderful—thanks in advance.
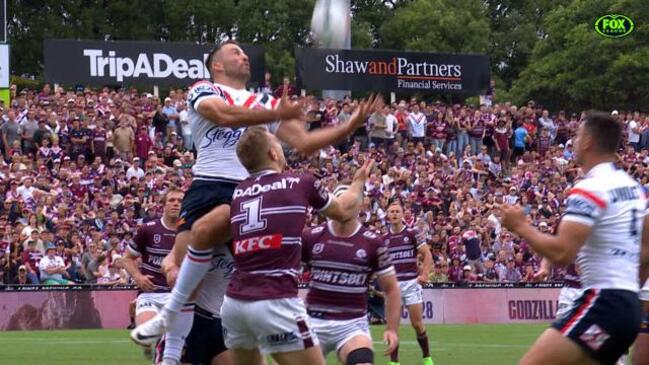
[0,83,645,287]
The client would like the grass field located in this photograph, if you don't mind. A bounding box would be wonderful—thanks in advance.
[0,324,546,365]
[0,324,547,365]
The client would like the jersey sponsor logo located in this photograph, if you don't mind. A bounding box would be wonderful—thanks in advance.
[153,234,161,244]
[209,254,235,278]
[404,236,410,243]
[311,268,368,286]
[266,332,299,346]
[233,233,283,255]
[201,126,243,149]
[607,185,640,203]
[147,255,164,267]
[312,242,325,254]
[362,231,377,239]
[389,250,414,260]
[579,324,610,351]
[233,178,300,199]
[312,226,324,234]
[566,197,596,216]
[355,249,367,259]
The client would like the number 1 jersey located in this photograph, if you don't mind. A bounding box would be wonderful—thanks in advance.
[227,170,332,300]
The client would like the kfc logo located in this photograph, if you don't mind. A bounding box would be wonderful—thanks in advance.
[233,234,283,255]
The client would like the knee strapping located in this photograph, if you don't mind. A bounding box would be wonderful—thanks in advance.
[346,347,374,365]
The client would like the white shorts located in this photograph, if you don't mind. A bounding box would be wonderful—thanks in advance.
[399,279,423,306]
[311,316,372,356]
[556,287,584,320]
[641,279,649,302]
[135,292,170,316]
[221,295,319,355]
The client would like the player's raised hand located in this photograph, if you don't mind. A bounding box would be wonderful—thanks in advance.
[352,158,375,184]
[499,204,527,233]
[383,329,399,355]
[276,91,304,121]
[348,94,382,131]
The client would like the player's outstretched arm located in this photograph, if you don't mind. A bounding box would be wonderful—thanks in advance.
[640,214,649,284]
[197,92,303,129]
[276,95,381,155]
[376,272,401,355]
[500,204,592,265]
[320,159,374,221]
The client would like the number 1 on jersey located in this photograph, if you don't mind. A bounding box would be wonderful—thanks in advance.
[241,197,266,234]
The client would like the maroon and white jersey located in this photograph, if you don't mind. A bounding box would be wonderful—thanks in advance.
[302,222,394,320]
[563,263,581,289]
[383,226,425,282]
[128,218,176,293]
[227,170,332,301]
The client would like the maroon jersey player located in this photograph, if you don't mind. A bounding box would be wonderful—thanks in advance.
[302,185,401,365]
[123,188,183,328]
[220,126,373,365]
[383,201,433,365]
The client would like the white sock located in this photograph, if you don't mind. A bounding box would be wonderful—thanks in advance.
[165,247,212,312]
[163,302,194,363]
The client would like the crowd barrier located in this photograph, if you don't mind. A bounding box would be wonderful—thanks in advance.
[0,283,564,330]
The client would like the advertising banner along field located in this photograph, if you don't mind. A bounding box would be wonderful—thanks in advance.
[44,39,265,87]
[0,286,559,330]
[295,47,490,95]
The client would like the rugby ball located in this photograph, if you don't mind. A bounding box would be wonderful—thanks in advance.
[310,0,350,49]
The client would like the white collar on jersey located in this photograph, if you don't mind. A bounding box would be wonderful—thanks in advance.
[388,224,406,235]
[585,162,615,178]
[326,220,362,238]
[250,169,278,179]
[214,82,247,94]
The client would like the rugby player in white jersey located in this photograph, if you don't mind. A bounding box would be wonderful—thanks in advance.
[302,185,401,365]
[131,39,376,345]
[156,241,234,365]
[501,111,649,365]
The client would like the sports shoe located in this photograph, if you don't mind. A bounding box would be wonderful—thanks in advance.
[423,357,434,365]
[130,314,166,346]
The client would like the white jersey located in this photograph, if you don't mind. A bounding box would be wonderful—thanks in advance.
[562,162,644,292]
[186,81,280,181]
[196,244,234,317]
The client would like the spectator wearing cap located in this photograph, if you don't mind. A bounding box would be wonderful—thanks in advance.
[126,157,144,180]
[39,243,71,285]
[13,265,37,284]
[503,258,522,283]
[113,117,135,160]
[161,96,179,133]
[20,239,42,284]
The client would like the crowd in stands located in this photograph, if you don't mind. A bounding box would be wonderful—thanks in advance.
[1,83,647,286]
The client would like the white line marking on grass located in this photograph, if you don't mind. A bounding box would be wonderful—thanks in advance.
[2,338,131,344]
[373,340,528,349]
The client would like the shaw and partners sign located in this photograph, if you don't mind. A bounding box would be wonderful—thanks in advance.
[296,48,489,95]
[44,39,265,87]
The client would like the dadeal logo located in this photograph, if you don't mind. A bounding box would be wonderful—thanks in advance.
[595,14,634,38]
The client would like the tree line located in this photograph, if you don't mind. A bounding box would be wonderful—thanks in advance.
[8,0,648,111]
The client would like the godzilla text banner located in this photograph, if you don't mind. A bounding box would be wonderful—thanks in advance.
[44,39,265,87]
[295,48,490,95]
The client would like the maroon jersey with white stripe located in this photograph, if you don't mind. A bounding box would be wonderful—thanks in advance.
[383,226,425,281]
[128,219,176,292]
[302,222,394,320]
[227,170,332,301]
